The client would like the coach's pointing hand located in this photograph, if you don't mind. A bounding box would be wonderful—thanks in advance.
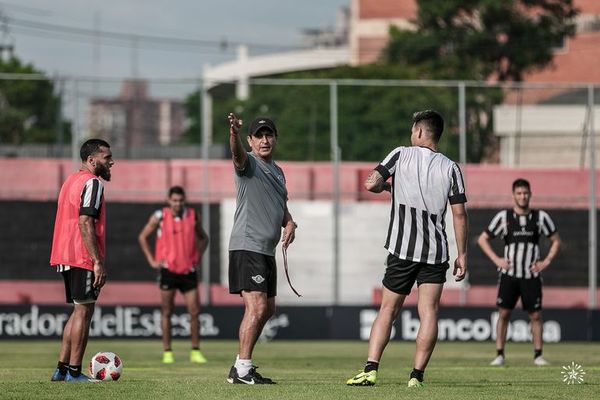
[228,113,243,135]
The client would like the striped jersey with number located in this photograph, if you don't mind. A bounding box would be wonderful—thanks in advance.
[375,146,467,264]
[485,209,557,279]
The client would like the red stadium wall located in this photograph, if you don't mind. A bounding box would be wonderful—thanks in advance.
[1,158,599,209]
[1,158,598,308]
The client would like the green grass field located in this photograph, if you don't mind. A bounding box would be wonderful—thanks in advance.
[0,340,598,399]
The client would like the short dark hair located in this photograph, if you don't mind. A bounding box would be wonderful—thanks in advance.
[413,110,444,142]
[80,139,110,161]
[512,178,531,192]
[168,186,186,197]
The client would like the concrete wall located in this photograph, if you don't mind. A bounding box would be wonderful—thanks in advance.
[494,105,600,168]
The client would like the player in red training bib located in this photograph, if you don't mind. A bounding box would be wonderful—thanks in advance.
[138,186,209,364]
[49,138,113,382]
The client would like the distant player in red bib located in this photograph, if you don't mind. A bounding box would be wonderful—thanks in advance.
[138,186,209,364]
[49,138,113,382]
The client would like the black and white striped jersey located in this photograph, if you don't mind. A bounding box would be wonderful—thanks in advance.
[375,146,467,264]
[79,177,104,218]
[485,209,557,279]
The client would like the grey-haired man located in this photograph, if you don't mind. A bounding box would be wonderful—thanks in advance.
[226,113,298,384]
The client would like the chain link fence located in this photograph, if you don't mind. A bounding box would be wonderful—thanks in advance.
[0,74,597,306]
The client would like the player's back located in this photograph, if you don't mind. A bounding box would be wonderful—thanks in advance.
[391,146,461,216]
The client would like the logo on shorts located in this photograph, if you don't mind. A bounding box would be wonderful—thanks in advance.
[252,275,265,284]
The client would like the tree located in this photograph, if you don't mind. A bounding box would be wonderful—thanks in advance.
[0,57,66,144]
[381,0,577,161]
[383,0,578,81]
[185,65,466,162]
[182,0,577,162]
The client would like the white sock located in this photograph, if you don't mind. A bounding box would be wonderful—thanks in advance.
[235,358,252,377]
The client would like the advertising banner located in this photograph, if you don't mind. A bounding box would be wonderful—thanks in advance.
[0,305,594,341]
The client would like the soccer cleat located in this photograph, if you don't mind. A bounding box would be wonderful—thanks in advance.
[407,377,424,387]
[534,356,550,366]
[50,368,66,382]
[227,365,276,384]
[162,351,175,364]
[190,349,207,363]
[490,355,505,366]
[346,370,377,386]
[64,372,99,382]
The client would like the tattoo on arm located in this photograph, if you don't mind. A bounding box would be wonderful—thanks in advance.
[364,171,388,193]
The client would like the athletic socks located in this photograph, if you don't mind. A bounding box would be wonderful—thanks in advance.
[534,349,542,359]
[57,361,68,375]
[410,368,424,382]
[364,361,379,373]
[234,357,253,377]
[497,348,505,357]
[68,365,82,377]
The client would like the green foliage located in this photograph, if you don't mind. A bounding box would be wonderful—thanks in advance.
[185,65,470,162]
[380,0,577,160]
[182,0,577,162]
[181,89,201,144]
[384,0,578,81]
[0,57,64,144]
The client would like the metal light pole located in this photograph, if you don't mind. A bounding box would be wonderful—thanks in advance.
[201,81,213,305]
[458,82,466,165]
[71,79,80,170]
[55,78,64,157]
[330,81,340,305]
[458,82,468,305]
[588,85,597,309]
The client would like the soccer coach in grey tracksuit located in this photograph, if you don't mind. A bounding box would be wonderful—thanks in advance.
[225,112,298,385]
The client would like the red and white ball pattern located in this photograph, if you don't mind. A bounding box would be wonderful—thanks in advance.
[89,351,123,381]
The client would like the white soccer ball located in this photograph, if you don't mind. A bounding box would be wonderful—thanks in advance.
[89,351,123,381]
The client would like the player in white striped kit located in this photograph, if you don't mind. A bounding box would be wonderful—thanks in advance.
[478,178,561,366]
[346,110,468,388]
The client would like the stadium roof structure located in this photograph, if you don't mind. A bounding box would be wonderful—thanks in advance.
[202,45,350,100]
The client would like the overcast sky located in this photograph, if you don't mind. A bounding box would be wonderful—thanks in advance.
[0,0,349,79]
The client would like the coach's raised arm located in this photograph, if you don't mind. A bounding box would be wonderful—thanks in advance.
[228,112,247,170]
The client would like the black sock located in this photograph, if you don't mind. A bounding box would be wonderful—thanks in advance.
[192,347,199,350]
[497,349,505,357]
[164,348,172,352]
[410,368,424,382]
[534,349,542,359]
[68,365,82,377]
[364,361,379,373]
[57,361,68,375]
